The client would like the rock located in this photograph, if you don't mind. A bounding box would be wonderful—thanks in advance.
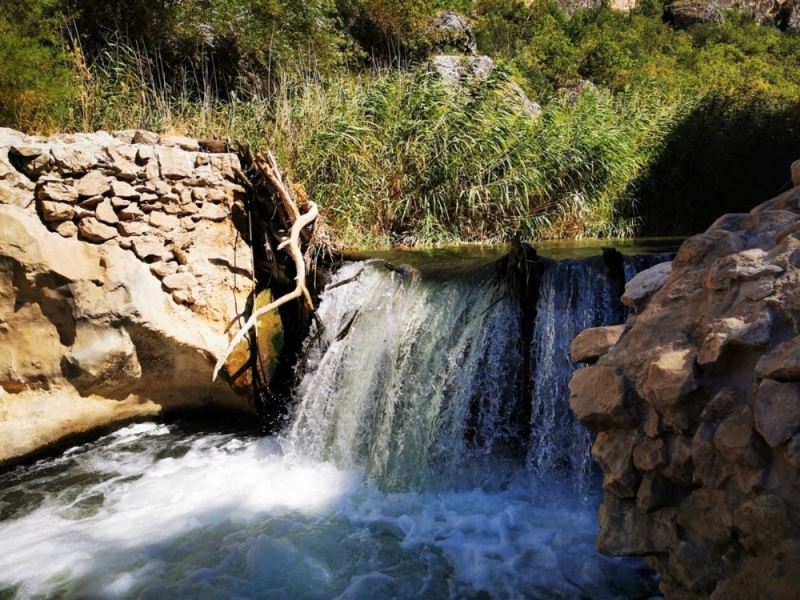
[431,54,495,85]
[570,325,625,363]
[636,473,671,513]
[117,221,148,237]
[426,12,477,55]
[622,261,672,311]
[150,261,178,279]
[677,489,733,546]
[111,196,131,209]
[160,135,200,152]
[0,202,249,465]
[131,130,160,145]
[598,496,678,555]
[569,366,630,430]
[149,211,180,231]
[118,204,145,221]
[733,494,798,551]
[713,405,763,467]
[162,272,197,292]
[638,347,698,409]
[633,438,667,471]
[698,313,772,367]
[54,221,78,238]
[754,379,800,447]
[76,171,111,197]
[592,429,640,498]
[664,0,724,28]
[79,195,104,209]
[197,203,227,222]
[755,337,800,380]
[63,324,142,394]
[78,217,118,242]
[131,237,171,262]
[110,179,140,199]
[787,433,800,467]
[95,198,119,224]
[792,159,800,187]
[39,200,75,222]
[172,289,195,305]
[157,147,194,179]
[38,181,78,203]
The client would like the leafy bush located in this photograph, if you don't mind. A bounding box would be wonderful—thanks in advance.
[0,0,75,130]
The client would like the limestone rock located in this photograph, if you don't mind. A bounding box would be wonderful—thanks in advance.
[161,135,200,152]
[157,147,194,179]
[149,211,180,231]
[569,366,630,430]
[63,324,142,394]
[131,130,160,145]
[664,0,724,28]
[197,203,227,222]
[426,12,477,55]
[78,217,118,242]
[95,198,119,224]
[117,221,148,237]
[39,200,75,222]
[132,237,171,262]
[570,325,625,363]
[76,171,111,197]
[622,261,672,311]
[638,347,698,410]
[38,181,78,203]
[54,221,78,238]
[755,337,800,380]
[162,272,197,292]
[754,379,800,447]
[118,204,145,221]
[110,179,140,199]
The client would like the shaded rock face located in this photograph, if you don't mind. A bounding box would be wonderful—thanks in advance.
[569,165,800,598]
[0,128,282,465]
[663,0,800,30]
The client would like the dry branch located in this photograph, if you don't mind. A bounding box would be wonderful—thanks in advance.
[213,200,318,381]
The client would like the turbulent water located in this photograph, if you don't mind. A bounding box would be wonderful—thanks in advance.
[0,255,668,599]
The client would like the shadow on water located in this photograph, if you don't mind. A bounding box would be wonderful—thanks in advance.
[626,96,800,236]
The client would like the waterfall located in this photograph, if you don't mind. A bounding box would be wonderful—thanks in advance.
[287,251,671,497]
[286,261,525,491]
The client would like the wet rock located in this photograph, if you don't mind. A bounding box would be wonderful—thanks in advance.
[570,325,625,363]
[598,496,678,555]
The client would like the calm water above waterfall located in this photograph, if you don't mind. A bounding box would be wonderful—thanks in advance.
[0,247,672,599]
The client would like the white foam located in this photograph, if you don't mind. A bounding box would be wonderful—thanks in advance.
[0,424,653,599]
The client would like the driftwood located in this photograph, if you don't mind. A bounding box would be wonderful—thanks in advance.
[212,148,319,382]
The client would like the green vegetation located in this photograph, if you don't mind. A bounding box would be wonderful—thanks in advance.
[2,0,799,246]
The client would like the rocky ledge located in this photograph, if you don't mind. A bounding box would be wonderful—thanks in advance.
[569,161,800,598]
[0,129,281,466]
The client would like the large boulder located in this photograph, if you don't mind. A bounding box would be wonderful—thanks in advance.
[0,129,284,466]
[569,160,800,597]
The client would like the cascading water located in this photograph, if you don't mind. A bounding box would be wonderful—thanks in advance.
[0,250,670,600]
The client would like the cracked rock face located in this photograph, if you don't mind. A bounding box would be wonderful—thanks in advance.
[0,128,281,466]
[569,168,800,598]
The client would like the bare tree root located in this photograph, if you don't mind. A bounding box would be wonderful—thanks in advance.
[213,201,319,381]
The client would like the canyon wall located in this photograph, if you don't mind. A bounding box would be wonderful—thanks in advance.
[570,163,800,598]
[0,128,281,466]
